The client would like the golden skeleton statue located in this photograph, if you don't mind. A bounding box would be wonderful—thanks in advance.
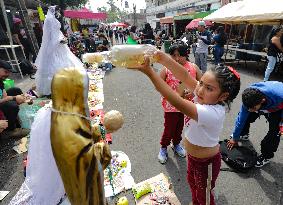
[50,68,123,205]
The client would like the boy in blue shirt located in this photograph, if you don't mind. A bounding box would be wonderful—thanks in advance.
[227,81,283,167]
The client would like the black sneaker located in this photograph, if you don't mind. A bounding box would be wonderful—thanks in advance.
[255,155,270,168]
[239,134,249,141]
[230,134,249,141]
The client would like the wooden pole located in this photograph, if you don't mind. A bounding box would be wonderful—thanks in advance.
[17,0,39,54]
[253,25,257,44]
[244,23,248,43]
[224,24,232,62]
[206,163,213,205]
[0,0,13,46]
[0,0,23,78]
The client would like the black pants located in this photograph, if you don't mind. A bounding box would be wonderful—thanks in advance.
[240,110,282,159]
[22,39,36,62]
[0,87,23,131]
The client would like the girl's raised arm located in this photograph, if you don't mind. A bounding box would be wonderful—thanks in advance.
[138,57,198,121]
[155,51,198,92]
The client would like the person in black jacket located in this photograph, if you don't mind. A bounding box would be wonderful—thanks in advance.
[212,26,227,65]
[142,23,155,44]
[0,60,30,139]
[263,27,283,81]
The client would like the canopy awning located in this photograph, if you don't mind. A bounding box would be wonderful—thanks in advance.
[110,22,128,27]
[203,1,244,24]
[64,8,107,20]
[204,0,283,25]
[186,18,213,29]
[160,16,173,24]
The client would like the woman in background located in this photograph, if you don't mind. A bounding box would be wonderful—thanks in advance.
[212,26,227,65]
[128,26,140,44]
[263,27,283,81]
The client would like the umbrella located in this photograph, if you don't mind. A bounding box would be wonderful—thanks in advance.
[110,22,127,28]
[186,18,213,29]
[64,7,107,20]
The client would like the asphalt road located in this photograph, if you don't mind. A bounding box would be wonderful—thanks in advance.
[104,58,283,205]
[1,56,283,205]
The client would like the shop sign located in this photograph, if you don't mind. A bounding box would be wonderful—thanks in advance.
[174,14,194,21]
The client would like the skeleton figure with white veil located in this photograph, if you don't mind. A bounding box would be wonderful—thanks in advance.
[35,6,83,96]
[9,67,124,205]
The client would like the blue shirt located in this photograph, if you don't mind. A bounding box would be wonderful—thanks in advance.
[232,81,283,140]
[213,34,226,47]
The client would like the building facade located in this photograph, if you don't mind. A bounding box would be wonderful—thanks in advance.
[221,0,242,6]
[145,0,222,29]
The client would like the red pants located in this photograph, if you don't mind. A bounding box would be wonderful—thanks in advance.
[187,153,221,205]
[160,112,184,148]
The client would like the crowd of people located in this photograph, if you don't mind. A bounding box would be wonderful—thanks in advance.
[0,5,282,205]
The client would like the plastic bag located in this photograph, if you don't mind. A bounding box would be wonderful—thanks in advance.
[83,45,158,68]
[132,182,152,199]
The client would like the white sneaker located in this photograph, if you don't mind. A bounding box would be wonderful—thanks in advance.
[158,148,168,164]
[171,144,186,158]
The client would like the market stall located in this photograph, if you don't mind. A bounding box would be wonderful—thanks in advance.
[64,7,107,31]
[204,0,283,25]
[160,16,174,37]
[0,0,41,77]
[204,0,283,64]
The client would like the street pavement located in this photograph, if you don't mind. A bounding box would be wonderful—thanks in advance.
[104,57,283,205]
[0,56,283,205]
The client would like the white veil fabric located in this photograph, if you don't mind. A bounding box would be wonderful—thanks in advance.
[35,6,83,96]
[9,106,66,205]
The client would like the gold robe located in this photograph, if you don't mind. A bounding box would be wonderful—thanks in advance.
[50,68,111,205]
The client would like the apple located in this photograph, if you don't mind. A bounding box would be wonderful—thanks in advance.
[120,160,127,168]
[117,196,128,205]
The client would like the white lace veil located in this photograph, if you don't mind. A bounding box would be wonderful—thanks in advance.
[34,5,83,96]
[9,107,66,205]
[35,6,64,69]
[10,108,65,205]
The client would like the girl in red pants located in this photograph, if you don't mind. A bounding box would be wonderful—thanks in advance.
[159,43,201,164]
[136,52,240,204]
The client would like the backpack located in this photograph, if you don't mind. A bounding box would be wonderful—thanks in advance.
[219,140,258,173]
[19,59,37,78]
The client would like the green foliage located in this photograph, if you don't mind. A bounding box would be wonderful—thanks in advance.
[97,6,107,12]
[42,0,88,8]
[97,0,129,23]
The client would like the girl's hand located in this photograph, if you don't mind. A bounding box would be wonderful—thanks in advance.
[0,120,8,130]
[130,56,154,76]
[154,50,170,65]
[15,95,26,105]
[227,139,238,150]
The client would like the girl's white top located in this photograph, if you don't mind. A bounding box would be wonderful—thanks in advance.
[185,103,225,147]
